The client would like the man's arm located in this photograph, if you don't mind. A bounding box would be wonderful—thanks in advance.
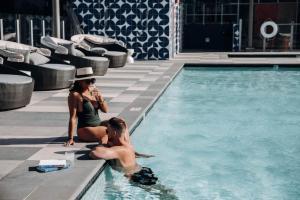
[89,146,119,160]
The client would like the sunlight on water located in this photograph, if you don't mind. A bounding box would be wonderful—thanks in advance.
[82,67,300,200]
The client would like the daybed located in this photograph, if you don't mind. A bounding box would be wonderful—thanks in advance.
[0,41,76,91]
[41,36,109,74]
[0,56,34,111]
[71,34,129,68]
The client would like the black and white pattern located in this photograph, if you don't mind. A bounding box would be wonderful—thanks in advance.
[72,0,171,60]
[175,3,183,54]
[232,23,240,52]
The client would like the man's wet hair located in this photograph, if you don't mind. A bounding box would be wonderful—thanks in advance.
[108,117,126,137]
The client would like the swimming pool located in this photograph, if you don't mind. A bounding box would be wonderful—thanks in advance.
[82,67,300,200]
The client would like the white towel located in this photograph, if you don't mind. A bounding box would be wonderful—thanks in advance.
[38,160,67,168]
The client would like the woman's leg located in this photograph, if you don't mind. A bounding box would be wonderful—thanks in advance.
[77,126,107,143]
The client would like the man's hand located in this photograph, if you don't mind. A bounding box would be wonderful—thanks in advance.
[135,152,155,158]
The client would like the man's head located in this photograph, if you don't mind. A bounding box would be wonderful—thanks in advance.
[107,117,126,140]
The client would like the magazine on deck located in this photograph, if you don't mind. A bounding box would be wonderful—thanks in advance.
[38,160,67,168]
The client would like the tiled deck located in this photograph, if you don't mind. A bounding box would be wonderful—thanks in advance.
[0,61,183,200]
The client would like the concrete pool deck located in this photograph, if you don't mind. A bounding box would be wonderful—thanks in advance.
[1,53,300,200]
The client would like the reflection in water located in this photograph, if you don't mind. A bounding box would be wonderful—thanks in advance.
[133,182,179,200]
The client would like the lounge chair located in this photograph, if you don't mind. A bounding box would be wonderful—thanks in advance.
[71,34,129,68]
[0,41,76,91]
[0,56,34,111]
[40,36,109,75]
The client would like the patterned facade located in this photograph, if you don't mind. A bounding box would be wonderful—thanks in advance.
[72,0,179,60]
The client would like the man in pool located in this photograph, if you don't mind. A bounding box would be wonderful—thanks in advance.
[89,117,158,185]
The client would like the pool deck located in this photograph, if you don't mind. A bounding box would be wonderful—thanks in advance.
[0,60,183,200]
[1,53,300,200]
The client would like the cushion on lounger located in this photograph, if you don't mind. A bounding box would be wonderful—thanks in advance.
[90,47,107,55]
[42,36,68,54]
[0,74,32,84]
[37,48,51,57]
[82,35,126,47]
[0,42,5,50]
[39,63,75,70]
[78,40,91,51]
[104,51,127,56]
[6,48,30,63]
[74,49,85,57]
[29,52,50,65]
[59,43,85,57]
[85,35,116,45]
[70,35,91,50]
[0,49,24,63]
[82,56,109,62]
[59,43,75,55]
[116,40,126,47]
[4,42,33,63]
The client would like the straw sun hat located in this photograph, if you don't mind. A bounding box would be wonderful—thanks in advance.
[71,67,97,81]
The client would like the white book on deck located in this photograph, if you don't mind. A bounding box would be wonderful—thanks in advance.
[38,160,67,167]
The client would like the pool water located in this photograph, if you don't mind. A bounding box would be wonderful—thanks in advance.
[82,67,300,200]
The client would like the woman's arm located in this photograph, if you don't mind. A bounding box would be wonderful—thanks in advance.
[98,96,109,113]
[92,87,109,113]
[65,93,78,146]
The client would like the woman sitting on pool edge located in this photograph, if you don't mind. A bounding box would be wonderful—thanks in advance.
[89,117,158,185]
[65,67,111,146]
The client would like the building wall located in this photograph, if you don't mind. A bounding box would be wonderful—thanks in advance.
[72,0,172,60]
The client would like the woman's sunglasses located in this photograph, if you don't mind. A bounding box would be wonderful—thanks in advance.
[84,78,96,84]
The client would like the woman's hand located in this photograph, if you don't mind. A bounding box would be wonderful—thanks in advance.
[64,138,75,146]
[91,86,109,113]
[90,86,103,100]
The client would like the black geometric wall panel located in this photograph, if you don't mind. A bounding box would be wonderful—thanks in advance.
[72,0,171,60]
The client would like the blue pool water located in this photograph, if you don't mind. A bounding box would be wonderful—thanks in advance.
[82,67,300,200]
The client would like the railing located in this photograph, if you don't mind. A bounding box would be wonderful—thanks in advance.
[0,14,66,46]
